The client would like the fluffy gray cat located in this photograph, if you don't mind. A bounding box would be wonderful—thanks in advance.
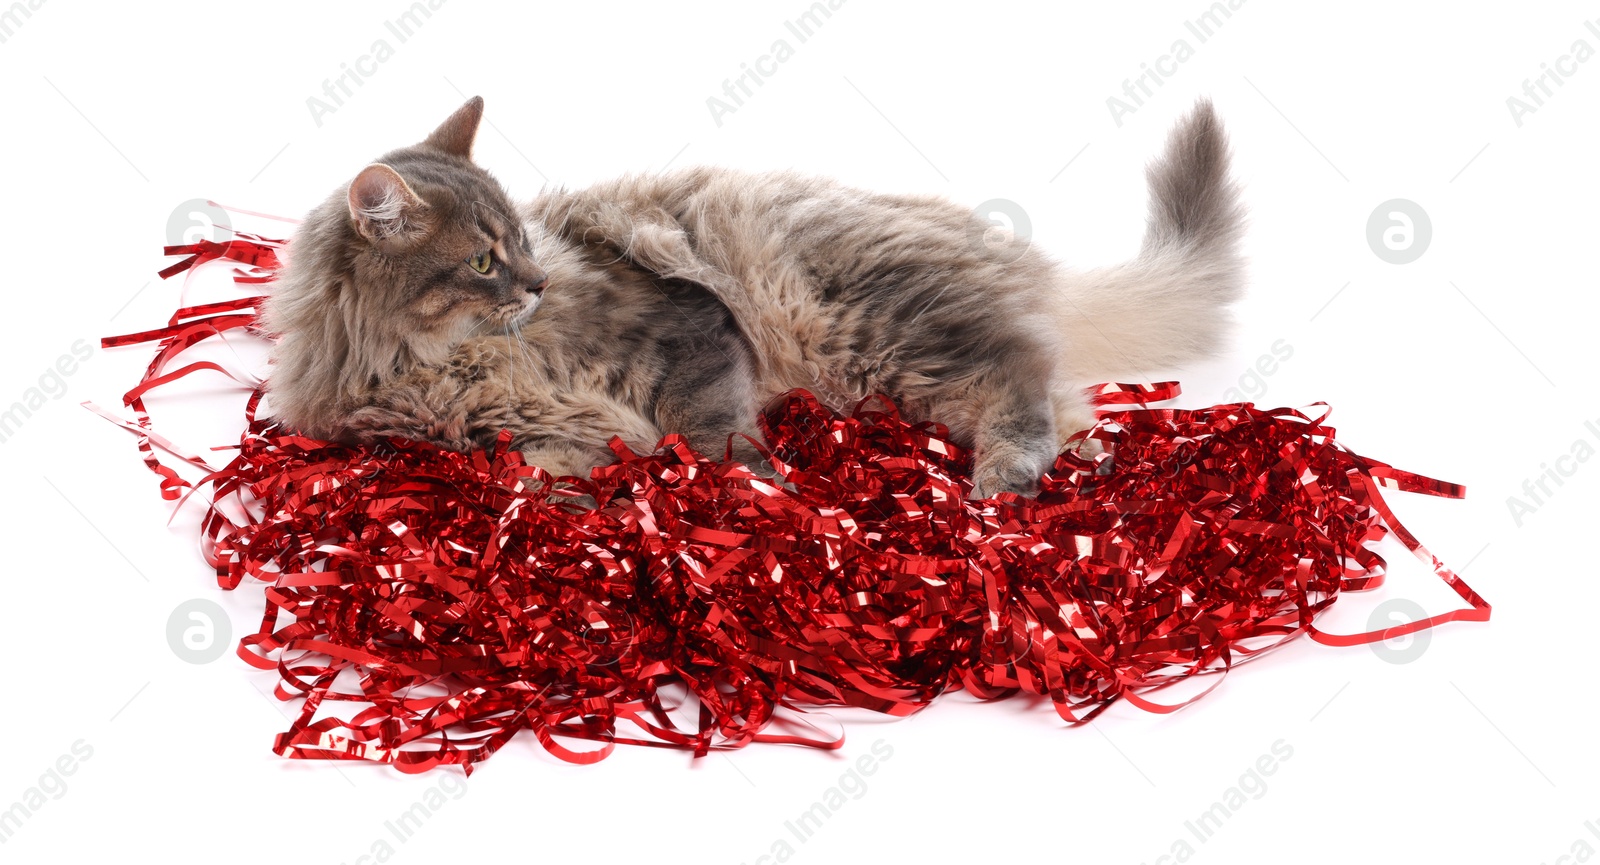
[262,96,1243,499]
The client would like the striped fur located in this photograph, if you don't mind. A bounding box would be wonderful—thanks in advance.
[263,97,1245,498]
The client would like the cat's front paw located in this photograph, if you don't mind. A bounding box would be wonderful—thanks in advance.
[1063,434,1106,460]
[518,444,608,508]
[969,450,1052,500]
[547,485,600,511]
[728,436,779,479]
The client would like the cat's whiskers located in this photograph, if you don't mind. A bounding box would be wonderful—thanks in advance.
[502,318,538,427]
[512,320,538,387]
[528,224,549,269]
[503,323,517,410]
[462,310,495,339]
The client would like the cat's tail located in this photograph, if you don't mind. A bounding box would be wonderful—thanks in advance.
[1054,98,1246,382]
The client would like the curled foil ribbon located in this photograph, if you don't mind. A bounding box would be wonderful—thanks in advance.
[91,227,1490,773]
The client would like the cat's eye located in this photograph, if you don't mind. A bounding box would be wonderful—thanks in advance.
[468,251,493,274]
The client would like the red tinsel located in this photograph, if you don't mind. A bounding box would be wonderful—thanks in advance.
[92,223,1490,773]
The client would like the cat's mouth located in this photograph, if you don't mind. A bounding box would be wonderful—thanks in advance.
[502,295,541,326]
[504,277,547,325]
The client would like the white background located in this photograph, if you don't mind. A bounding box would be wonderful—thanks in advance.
[1,1,1596,862]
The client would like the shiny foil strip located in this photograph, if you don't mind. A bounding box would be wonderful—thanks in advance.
[90,224,1490,772]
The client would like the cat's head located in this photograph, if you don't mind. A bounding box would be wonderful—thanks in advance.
[263,97,546,436]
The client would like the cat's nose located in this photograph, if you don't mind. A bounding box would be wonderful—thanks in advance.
[527,276,548,297]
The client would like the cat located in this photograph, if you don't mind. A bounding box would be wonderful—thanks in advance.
[261,96,1244,500]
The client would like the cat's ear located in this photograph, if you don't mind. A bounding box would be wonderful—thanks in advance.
[423,96,484,159]
[347,164,430,245]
